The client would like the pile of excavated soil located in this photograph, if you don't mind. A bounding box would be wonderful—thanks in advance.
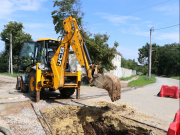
[90,75,121,102]
[41,101,166,135]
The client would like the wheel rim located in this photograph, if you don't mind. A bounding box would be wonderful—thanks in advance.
[30,77,34,91]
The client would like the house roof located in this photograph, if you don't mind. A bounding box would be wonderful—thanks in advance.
[115,51,122,56]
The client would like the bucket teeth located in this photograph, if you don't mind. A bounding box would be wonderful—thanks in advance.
[90,75,121,102]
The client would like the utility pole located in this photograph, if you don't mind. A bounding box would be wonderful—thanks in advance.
[149,27,154,80]
[10,33,13,74]
[9,54,10,73]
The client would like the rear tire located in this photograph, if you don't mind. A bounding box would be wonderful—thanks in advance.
[16,84,20,90]
[59,88,75,97]
[21,83,28,93]
[29,70,36,97]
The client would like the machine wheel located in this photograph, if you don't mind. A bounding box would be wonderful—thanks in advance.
[29,70,36,97]
[0,126,12,135]
[21,83,28,93]
[16,84,20,90]
[59,88,75,97]
[49,88,55,91]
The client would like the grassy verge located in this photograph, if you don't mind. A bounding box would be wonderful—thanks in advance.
[170,76,180,80]
[81,83,89,86]
[161,75,180,80]
[120,75,137,81]
[0,73,24,78]
[128,75,156,87]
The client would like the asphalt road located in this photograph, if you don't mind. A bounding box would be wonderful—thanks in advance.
[118,76,179,125]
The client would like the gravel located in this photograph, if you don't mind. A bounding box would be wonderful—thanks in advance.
[2,100,64,135]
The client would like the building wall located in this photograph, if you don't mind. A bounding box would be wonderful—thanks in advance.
[120,68,136,78]
[104,53,121,78]
[69,53,86,73]
[69,53,78,72]
[69,52,136,78]
[104,53,136,78]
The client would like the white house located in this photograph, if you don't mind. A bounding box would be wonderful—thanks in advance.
[68,50,136,78]
[104,51,122,78]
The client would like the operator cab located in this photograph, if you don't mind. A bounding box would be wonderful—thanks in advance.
[17,38,71,73]
[35,38,71,71]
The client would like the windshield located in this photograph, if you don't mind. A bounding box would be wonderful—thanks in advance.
[18,41,36,73]
[35,41,47,64]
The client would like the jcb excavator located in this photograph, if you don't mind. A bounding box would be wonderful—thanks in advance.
[16,16,121,102]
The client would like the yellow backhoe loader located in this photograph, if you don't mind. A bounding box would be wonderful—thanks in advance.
[16,16,121,102]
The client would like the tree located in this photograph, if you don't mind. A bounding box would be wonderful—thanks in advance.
[85,33,119,73]
[0,21,33,72]
[52,0,84,34]
[121,56,128,68]
[156,43,180,76]
[138,42,180,76]
[52,0,119,73]
[121,57,138,70]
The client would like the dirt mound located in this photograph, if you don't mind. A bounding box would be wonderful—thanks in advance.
[40,102,166,135]
[90,75,121,102]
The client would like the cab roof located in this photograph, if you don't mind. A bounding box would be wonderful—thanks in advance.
[37,38,60,41]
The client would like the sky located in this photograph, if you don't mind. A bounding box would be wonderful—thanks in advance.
[0,0,179,63]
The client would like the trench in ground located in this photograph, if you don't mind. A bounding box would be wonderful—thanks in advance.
[40,101,167,135]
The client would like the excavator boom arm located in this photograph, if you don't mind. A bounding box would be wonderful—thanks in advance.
[51,16,93,89]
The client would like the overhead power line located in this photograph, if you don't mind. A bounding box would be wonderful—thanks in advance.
[154,24,179,30]
[92,0,171,24]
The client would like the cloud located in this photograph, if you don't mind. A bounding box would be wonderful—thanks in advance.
[24,22,48,29]
[120,27,149,37]
[153,4,178,15]
[0,0,47,19]
[96,13,140,25]
[155,32,179,42]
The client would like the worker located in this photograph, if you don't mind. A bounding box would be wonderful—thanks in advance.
[48,48,56,59]
[47,48,56,67]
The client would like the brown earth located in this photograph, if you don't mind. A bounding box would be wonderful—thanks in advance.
[41,101,166,135]
[90,75,121,102]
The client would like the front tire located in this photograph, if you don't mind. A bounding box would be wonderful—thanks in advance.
[29,70,36,97]
[59,88,75,97]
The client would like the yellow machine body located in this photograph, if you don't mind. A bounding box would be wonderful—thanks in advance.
[31,16,97,101]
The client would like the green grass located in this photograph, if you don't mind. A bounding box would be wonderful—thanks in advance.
[128,75,156,87]
[170,76,180,80]
[81,83,89,86]
[0,72,25,78]
[160,75,180,80]
[120,75,137,81]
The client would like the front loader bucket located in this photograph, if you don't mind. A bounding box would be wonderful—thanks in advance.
[90,75,121,102]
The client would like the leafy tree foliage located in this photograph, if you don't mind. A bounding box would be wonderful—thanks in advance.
[52,0,119,73]
[138,42,158,66]
[52,0,84,34]
[156,43,180,76]
[85,33,119,73]
[121,56,138,70]
[138,42,180,76]
[0,21,33,72]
